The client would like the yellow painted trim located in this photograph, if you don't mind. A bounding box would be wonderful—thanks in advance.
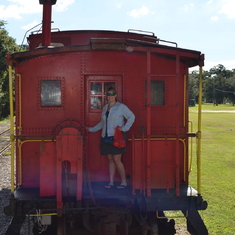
[181,139,186,181]
[18,139,53,187]
[188,121,193,172]
[197,66,203,194]
[16,74,22,134]
[183,74,186,127]
[129,138,187,182]
[26,213,57,217]
[9,65,15,193]
[128,138,177,141]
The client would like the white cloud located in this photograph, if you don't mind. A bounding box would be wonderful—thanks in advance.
[220,0,235,19]
[127,6,155,18]
[211,16,218,21]
[0,0,74,19]
[3,0,42,19]
[21,21,40,30]
[207,0,213,4]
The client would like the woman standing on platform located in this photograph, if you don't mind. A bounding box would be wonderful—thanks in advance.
[88,87,135,189]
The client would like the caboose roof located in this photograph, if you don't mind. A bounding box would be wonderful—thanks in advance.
[8,30,204,68]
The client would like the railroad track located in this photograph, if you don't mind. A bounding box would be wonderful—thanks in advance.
[0,128,11,156]
[0,128,10,136]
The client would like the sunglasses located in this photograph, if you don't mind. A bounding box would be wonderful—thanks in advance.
[106,93,116,96]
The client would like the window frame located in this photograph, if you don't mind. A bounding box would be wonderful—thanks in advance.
[38,77,65,110]
[89,81,116,112]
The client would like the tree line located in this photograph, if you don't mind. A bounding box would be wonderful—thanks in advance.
[0,21,20,119]
[189,64,235,105]
[0,20,234,120]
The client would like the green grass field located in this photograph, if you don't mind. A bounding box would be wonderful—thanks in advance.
[189,104,235,235]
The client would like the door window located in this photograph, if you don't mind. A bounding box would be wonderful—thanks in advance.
[90,82,115,110]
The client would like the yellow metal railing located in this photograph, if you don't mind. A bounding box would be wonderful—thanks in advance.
[183,74,187,127]
[129,138,187,182]
[197,66,203,195]
[16,74,22,134]
[26,213,57,217]
[17,140,53,187]
[8,65,15,193]
[188,121,193,172]
[13,72,54,187]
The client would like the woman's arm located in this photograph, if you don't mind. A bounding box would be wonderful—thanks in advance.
[121,105,135,132]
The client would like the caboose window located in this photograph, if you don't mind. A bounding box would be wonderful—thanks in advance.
[104,82,115,93]
[41,80,61,106]
[90,82,102,94]
[90,96,102,109]
[151,81,165,105]
[147,80,165,105]
[90,82,115,109]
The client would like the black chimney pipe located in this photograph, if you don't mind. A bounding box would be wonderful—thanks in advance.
[39,0,57,47]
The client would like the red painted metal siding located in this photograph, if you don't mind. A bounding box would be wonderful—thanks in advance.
[13,31,202,199]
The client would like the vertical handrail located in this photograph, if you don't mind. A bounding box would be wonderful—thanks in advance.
[16,74,22,134]
[197,66,203,194]
[183,74,187,127]
[8,65,15,193]
[188,121,193,172]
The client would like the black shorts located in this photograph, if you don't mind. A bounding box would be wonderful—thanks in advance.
[100,133,127,155]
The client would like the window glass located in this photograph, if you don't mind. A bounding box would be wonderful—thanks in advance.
[151,81,165,105]
[104,82,115,93]
[90,96,102,109]
[89,81,116,110]
[41,80,61,106]
[90,82,102,95]
[150,81,165,105]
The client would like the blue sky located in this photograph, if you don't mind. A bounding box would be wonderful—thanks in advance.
[1,0,235,71]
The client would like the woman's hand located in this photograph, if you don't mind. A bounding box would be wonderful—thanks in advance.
[118,126,123,132]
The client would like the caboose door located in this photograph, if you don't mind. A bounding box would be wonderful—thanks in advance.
[85,75,123,181]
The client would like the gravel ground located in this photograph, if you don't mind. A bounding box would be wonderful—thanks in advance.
[0,155,12,235]
[0,120,13,235]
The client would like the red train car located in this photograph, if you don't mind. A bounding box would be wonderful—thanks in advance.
[5,1,208,234]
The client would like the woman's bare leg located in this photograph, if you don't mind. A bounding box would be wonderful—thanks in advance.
[107,154,116,185]
[113,154,127,186]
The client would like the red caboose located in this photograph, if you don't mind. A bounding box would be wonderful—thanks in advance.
[5,1,207,235]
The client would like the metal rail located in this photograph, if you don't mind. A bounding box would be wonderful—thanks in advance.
[0,128,10,136]
[9,64,15,193]
[0,128,11,156]
[0,143,11,156]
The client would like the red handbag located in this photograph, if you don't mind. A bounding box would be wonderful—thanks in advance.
[114,126,126,148]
